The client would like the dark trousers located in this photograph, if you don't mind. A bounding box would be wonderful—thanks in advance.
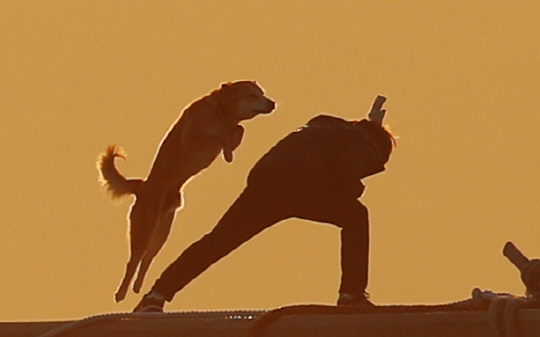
[152,178,370,302]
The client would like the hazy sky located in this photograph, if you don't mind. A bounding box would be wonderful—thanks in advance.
[1,1,539,320]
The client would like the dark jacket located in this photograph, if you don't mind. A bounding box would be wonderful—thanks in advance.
[248,115,394,197]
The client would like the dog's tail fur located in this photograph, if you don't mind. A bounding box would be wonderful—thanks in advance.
[97,145,143,199]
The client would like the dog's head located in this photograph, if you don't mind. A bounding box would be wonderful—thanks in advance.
[216,81,276,121]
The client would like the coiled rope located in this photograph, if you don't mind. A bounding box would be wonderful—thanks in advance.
[36,309,267,337]
[248,288,540,337]
[34,290,540,337]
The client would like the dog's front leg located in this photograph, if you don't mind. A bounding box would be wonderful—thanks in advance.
[223,125,245,163]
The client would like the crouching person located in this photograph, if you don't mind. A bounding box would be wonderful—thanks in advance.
[134,96,395,312]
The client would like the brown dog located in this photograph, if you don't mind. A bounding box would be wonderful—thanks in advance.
[97,81,275,302]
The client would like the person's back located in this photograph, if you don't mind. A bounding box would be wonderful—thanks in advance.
[248,114,394,197]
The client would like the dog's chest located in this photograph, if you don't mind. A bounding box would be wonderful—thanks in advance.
[201,120,230,139]
[184,120,233,165]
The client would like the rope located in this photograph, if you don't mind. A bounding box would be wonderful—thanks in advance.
[248,291,490,337]
[36,309,267,337]
[34,289,540,337]
[248,288,540,337]
[478,289,540,337]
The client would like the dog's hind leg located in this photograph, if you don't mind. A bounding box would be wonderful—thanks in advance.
[115,193,165,302]
[115,249,145,302]
[133,191,181,293]
[132,219,173,293]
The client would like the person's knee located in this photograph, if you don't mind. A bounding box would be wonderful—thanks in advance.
[356,202,369,218]
[334,201,369,229]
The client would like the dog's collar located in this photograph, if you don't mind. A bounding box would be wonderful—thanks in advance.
[209,93,231,119]
[213,102,241,125]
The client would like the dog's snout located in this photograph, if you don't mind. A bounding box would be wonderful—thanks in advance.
[267,98,276,110]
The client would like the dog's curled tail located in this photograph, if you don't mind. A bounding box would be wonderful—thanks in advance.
[97,145,143,199]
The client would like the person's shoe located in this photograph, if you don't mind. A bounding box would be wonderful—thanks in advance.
[337,292,375,306]
[133,291,165,313]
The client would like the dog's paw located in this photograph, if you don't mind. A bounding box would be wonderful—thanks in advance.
[223,148,234,163]
[115,289,127,303]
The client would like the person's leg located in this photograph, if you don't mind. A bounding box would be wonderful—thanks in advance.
[294,196,370,302]
[147,186,290,303]
[337,201,369,297]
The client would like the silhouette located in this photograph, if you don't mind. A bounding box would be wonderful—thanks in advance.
[97,81,275,302]
[504,241,540,298]
[134,96,395,312]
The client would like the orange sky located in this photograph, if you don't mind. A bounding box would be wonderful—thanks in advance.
[1,1,539,320]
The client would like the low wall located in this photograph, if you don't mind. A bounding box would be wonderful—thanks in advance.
[1,308,539,337]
